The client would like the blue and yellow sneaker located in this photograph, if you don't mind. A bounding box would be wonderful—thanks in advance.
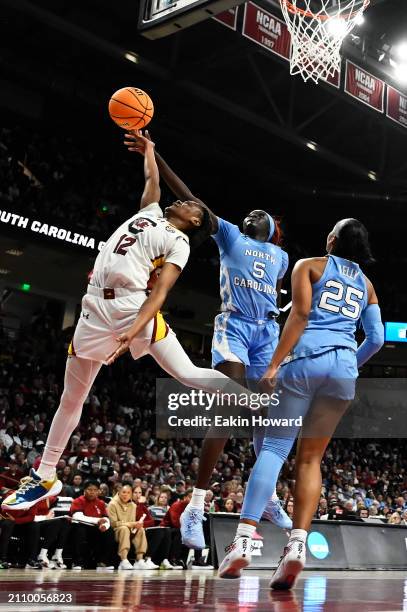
[180,505,206,549]
[1,469,62,511]
[262,497,293,530]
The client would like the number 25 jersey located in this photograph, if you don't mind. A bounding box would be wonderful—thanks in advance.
[91,202,190,291]
[292,254,368,360]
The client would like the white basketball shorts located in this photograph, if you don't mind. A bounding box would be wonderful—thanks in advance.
[68,288,172,364]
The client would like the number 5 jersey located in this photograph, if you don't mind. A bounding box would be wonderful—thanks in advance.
[212,217,289,319]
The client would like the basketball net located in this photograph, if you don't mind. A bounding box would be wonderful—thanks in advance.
[280,0,369,83]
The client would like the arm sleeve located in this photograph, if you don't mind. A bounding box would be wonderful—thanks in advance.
[278,250,289,280]
[356,303,385,368]
[165,236,190,271]
[211,217,241,252]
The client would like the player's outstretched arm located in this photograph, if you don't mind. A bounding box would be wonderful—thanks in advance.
[135,131,161,210]
[106,262,181,365]
[124,131,218,233]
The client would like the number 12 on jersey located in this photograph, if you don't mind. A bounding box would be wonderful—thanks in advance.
[319,280,364,319]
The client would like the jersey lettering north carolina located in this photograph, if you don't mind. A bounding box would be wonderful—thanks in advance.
[91,202,190,291]
[212,218,289,319]
[292,254,368,360]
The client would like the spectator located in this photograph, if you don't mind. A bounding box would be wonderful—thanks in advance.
[63,474,84,498]
[358,507,369,519]
[388,512,402,525]
[70,480,115,570]
[223,498,237,513]
[149,492,169,521]
[108,483,157,570]
[285,498,294,520]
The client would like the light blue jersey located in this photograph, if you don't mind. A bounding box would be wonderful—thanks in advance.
[212,218,289,319]
[292,254,368,360]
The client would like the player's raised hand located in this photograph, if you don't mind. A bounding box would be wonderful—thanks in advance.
[260,364,279,392]
[106,332,133,365]
[124,129,154,155]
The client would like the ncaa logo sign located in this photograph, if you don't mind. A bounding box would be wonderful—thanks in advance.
[307,532,329,560]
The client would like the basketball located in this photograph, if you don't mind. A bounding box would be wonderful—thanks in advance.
[108,87,154,130]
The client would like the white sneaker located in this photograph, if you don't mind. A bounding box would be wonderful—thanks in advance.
[71,565,83,570]
[142,558,159,569]
[160,558,173,570]
[262,497,293,530]
[51,554,67,570]
[270,538,306,590]
[37,552,50,568]
[119,559,134,570]
[218,537,252,579]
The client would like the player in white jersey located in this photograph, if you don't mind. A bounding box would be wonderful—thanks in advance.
[3,131,255,512]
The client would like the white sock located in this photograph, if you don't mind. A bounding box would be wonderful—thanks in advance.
[190,487,206,510]
[53,548,63,559]
[38,548,48,559]
[36,464,56,481]
[290,529,307,542]
[236,523,256,540]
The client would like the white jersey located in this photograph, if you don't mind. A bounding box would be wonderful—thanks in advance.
[91,202,190,292]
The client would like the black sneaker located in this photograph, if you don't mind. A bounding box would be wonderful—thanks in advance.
[170,559,186,569]
[191,558,214,569]
[25,559,43,569]
[0,561,11,569]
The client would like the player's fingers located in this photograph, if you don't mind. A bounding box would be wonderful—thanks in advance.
[145,130,152,140]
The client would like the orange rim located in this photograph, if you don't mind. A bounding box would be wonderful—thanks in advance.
[281,0,369,21]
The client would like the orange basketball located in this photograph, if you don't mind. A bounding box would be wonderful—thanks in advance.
[108,87,154,130]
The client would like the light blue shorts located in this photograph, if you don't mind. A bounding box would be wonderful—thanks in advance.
[211,312,279,381]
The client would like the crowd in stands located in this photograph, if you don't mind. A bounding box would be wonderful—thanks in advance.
[0,306,406,570]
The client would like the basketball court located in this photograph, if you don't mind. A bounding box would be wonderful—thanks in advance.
[0,569,406,611]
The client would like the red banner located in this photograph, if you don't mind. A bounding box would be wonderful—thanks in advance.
[345,61,384,112]
[242,2,291,61]
[213,7,238,31]
[321,69,341,89]
[387,86,407,129]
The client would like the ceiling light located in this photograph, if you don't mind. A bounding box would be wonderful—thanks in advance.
[395,42,407,61]
[307,141,317,151]
[326,18,347,38]
[0,269,11,275]
[354,14,365,26]
[5,249,23,256]
[393,62,407,84]
[368,171,377,181]
[124,52,139,64]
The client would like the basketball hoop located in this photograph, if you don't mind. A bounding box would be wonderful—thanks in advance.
[280,0,370,83]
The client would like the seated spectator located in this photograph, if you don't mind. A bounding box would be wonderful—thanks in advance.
[108,483,157,570]
[0,495,69,569]
[388,512,402,525]
[70,480,115,570]
[149,492,169,521]
[63,473,83,498]
[223,498,237,513]
[285,498,294,520]
[132,486,155,527]
[358,507,369,519]
[99,483,112,503]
